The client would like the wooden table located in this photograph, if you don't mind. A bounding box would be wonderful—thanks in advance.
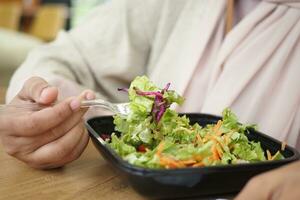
[0,141,145,200]
[0,86,144,199]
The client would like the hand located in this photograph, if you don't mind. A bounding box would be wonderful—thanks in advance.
[235,160,300,200]
[0,77,95,169]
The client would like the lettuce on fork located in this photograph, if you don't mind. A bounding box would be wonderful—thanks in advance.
[108,76,283,169]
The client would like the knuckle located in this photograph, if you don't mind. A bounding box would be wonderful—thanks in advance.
[5,146,19,156]
[49,127,62,140]
[25,76,44,86]
[55,107,68,120]
[10,121,22,136]
[24,116,38,132]
[52,102,72,122]
[24,77,38,90]
[1,136,19,156]
[24,77,48,99]
[10,115,38,136]
[3,141,20,156]
[25,76,40,83]
[23,77,36,88]
[4,119,16,135]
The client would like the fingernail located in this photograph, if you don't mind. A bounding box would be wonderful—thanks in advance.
[70,99,80,111]
[86,92,95,100]
[39,87,49,102]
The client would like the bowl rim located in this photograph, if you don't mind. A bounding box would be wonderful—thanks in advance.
[85,113,300,176]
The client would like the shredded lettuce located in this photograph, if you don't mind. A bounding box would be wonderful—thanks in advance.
[108,76,283,169]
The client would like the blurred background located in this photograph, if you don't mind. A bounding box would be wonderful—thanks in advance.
[0,0,107,103]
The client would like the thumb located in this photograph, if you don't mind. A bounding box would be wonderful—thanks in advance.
[18,77,58,104]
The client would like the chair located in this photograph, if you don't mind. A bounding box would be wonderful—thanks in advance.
[0,2,22,30]
[0,27,43,77]
[28,4,67,41]
[0,86,6,103]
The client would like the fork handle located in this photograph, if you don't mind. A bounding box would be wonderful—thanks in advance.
[80,99,111,108]
[0,99,113,113]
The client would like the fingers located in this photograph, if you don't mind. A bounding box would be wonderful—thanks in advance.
[2,89,95,156]
[9,89,93,136]
[1,87,96,168]
[83,89,96,100]
[27,89,95,146]
[24,121,86,168]
[0,135,20,156]
[32,108,87,151]
[7,109,86,155]
[236,161,300,200]
[53,128,89,168]
[10,98,78,136]
[18,77,58,104]
[235,175,270,200]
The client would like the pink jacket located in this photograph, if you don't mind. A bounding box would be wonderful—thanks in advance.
[7,0,300,148]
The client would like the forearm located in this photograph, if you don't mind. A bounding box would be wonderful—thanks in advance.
[6,31,97,102]
[6,0,163,103]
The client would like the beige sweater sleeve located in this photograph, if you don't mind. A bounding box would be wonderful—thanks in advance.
[6,0,163,103]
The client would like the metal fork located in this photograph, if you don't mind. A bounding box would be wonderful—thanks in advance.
[0,99,130,115]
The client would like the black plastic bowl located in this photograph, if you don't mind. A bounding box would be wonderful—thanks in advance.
[85,113,299,199]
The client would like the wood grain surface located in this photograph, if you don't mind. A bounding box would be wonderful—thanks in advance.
[0,140,146,200]
[0,86,143,199]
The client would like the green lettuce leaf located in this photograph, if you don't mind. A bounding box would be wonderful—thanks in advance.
[108,76,281,169]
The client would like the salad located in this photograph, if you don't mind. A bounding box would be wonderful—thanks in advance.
[106,76,283,169]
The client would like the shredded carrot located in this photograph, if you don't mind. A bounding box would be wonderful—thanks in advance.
[211,145,220,160]
[159,156,185,168]
[214,120,222,131]
[192,162,205,167]
[216,144,223,158]
[266,150,272,160]
[211,135,226,151]
[159,154,205,168]
[270,151,280,161]
[214,120,223,136]
[156,141,165,156]
[193,155,202,162]
[205,135,216,143]
[181,159,197,165]
[281,141,287,151]
[207,156,214,162]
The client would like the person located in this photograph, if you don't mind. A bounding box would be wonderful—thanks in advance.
[0,0,299,199]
